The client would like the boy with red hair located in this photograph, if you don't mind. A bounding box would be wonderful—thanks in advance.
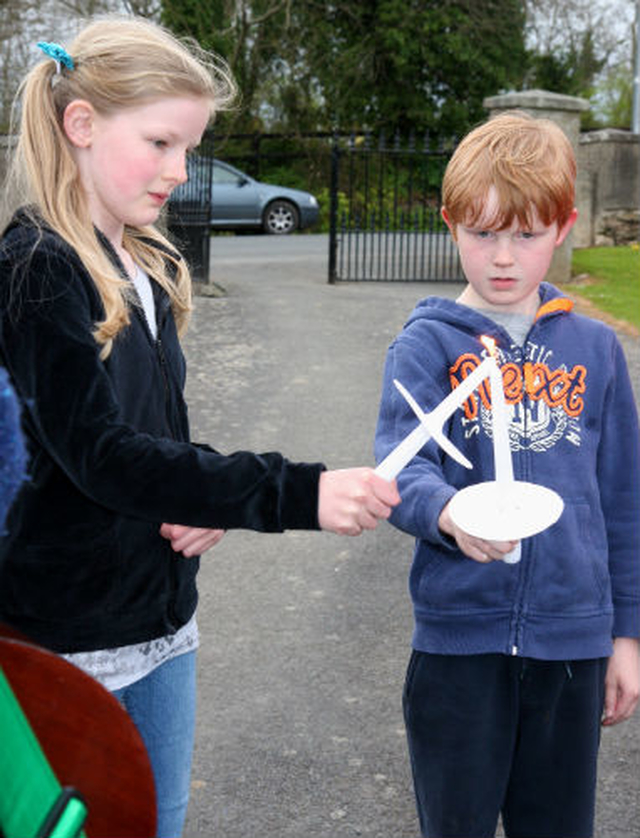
[375,112,640,838]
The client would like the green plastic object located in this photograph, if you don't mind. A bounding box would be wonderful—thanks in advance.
[0,666,87,838]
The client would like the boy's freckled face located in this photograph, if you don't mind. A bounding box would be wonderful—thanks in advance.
[450,188,577,317]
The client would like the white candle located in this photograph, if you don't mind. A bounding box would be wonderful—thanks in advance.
[488,355,513,484]
[481,338,521,564]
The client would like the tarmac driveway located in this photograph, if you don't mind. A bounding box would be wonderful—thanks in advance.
[182,235,639,838]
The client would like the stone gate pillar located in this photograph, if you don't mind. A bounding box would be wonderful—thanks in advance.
[482,89,590,285]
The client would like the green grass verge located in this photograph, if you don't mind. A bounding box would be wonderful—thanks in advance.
[568,245,640,331]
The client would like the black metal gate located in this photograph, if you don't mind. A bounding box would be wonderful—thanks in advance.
[328,133,463,283]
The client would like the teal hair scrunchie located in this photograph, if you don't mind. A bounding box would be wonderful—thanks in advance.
[36,41,75,71]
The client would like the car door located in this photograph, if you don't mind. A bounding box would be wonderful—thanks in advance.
[211,161,262,225]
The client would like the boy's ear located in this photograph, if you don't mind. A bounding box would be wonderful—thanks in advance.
[63,100,96,148]
[441,207,457,240]
[555,208,578,246]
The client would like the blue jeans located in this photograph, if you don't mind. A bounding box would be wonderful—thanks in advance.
[112,650,197,838]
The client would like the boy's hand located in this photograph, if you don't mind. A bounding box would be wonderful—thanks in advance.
[318,468,401,536]
[160,523,226,557]
[602,637,640,726]
[438,500,519,563]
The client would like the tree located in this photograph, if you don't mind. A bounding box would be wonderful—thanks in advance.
[161,0,295,133]
[0,0,131,130]
[160,0,636,136]
[524,27,607,116]
[524,0,636,127]
[593,65,634,129]
[278,0,528,139]
[1,0,40,129]
[160,0,527,140]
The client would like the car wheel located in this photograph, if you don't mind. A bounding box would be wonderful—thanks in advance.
[263,200,299,234]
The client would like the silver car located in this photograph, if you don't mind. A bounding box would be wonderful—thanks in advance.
[170,157,320,235]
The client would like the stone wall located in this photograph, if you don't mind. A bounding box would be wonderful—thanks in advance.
[575,129,640,247]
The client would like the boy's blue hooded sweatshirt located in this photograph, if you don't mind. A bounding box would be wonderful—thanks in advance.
[375,283,640,660]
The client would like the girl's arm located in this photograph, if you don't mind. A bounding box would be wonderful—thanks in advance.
[1,245,397,533]
[162,469,400,553]
[165,418,400,537]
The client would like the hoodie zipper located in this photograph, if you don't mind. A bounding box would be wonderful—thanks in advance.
[155,336,173,425]
[100,241,184,627]
[131,286,182,627]
[153,312,183,628]
[505,332,540,658]
[506,299,573,657]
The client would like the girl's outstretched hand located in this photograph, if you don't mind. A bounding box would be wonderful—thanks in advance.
[318,468,401,536]
[160,523,226,557]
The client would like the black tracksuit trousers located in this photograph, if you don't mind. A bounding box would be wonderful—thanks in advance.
[403,651,607,838]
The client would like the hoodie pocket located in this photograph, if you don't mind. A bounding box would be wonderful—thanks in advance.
[411,546,519,612]
[10,527,122,623]
[528,500,610,615]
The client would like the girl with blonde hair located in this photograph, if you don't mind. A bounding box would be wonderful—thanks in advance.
[0,16,399,837]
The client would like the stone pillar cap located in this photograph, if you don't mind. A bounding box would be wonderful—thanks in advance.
[580,128,639,144]
[483,89,590,112]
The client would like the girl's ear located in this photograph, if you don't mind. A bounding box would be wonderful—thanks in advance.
[63,100,96,148]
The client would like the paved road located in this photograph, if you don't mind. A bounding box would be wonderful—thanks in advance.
[182,235,639,837]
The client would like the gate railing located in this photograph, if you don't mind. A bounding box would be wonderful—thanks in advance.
[166,138,215,284]
[164,130,464,286]
[328,133,463,283]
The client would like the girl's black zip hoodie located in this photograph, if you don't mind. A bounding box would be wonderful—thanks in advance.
[0,211,324,652]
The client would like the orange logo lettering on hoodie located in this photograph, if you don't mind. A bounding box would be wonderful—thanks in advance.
[449,353,587,420]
